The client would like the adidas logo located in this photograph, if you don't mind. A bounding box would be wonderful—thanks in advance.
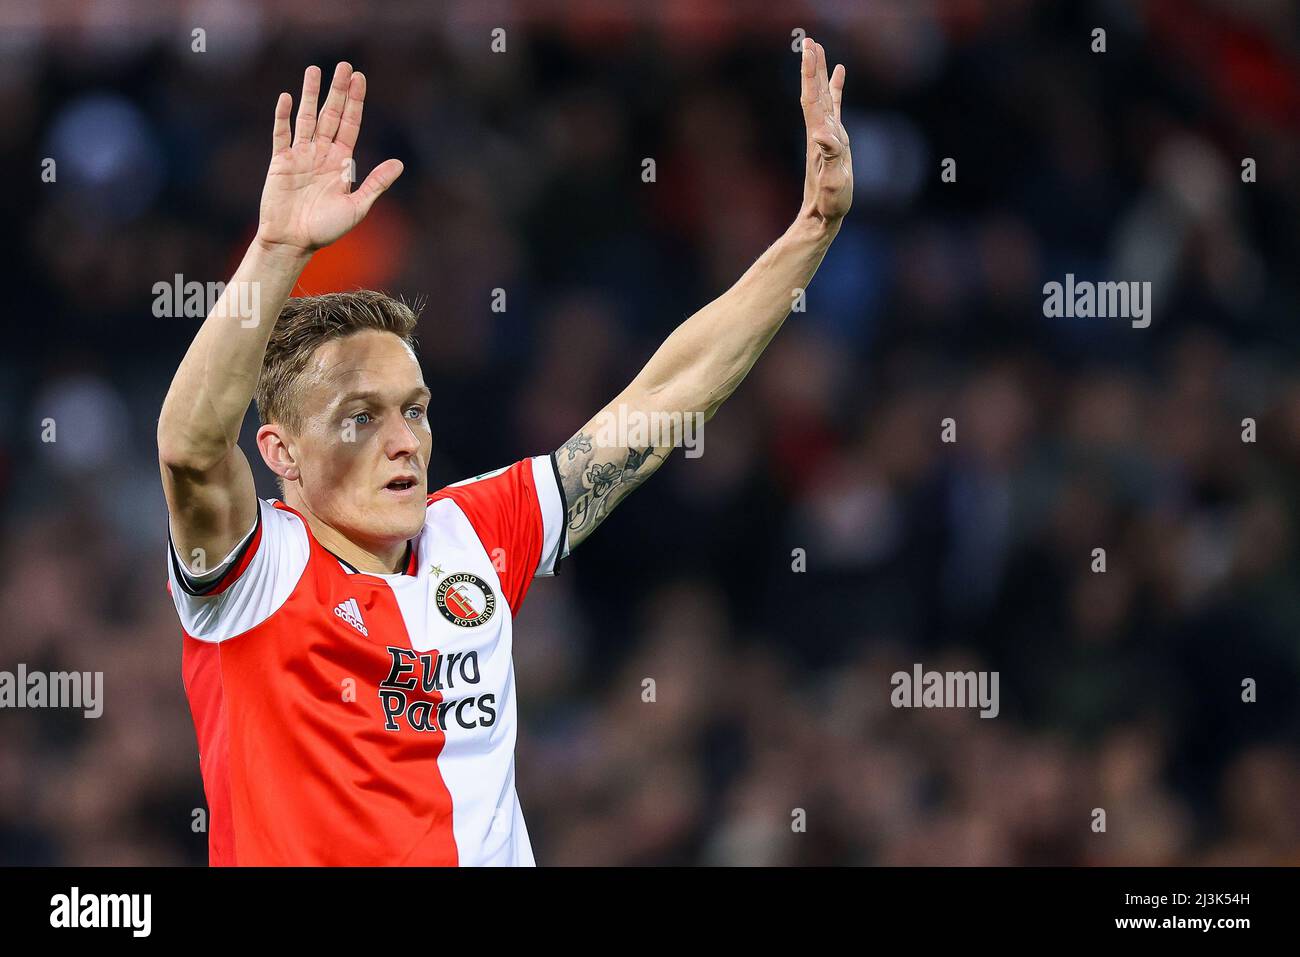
[333,598,368,636]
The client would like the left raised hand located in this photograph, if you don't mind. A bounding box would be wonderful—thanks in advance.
[798,38,853,227]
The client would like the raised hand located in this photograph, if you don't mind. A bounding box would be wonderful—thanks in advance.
[799,38,853,227]
[257,62,404,253]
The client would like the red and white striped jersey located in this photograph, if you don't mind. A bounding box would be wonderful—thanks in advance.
[167,455,568,866]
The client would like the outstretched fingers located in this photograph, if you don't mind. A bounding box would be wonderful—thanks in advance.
[801,39,840,137]
[800,39,838,159]
[272,92,292,155]
[293,65,322,146]
[315,62,353,143]
[814,42,839,127]
[814,41,830,102]
[829,63,845,123]
[335,71,367,151]
[800,38,820,118]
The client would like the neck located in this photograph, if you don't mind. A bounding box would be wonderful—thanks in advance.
[288,497,410,574]
[315,525,409,574]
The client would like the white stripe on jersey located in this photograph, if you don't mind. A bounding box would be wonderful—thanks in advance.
[168,501,310,644]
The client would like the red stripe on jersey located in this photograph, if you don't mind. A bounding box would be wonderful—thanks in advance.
[427,460,545,611]
[183,502,459,866]
[182,636,237,864]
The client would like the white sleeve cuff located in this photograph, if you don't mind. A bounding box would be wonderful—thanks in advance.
[532,453,569,577]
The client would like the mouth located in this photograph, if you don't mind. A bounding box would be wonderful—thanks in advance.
[383,475,420,495]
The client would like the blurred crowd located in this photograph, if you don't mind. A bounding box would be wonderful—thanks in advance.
[3,0,1300,865]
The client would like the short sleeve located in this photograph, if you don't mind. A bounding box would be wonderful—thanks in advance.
[167,500,311,643]
[428,454,569,611]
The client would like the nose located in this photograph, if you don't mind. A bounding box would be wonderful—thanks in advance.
[383,413,422,460]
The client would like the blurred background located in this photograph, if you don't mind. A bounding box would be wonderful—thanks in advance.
[3,0,1300,865]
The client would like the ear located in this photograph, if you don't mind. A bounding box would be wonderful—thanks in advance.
[257,423,301,484]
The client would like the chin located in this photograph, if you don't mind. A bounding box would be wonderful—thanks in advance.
[400,507,427,539]
[357,494,426,544]
[384,502,426,538]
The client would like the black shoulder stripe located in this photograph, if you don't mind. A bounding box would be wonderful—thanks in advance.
[548,450,568,576]
[169,502,262,597]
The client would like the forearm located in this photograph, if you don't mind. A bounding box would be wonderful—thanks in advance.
[630,214,840,419]
[555,38,850,555]
[157,238,310,467]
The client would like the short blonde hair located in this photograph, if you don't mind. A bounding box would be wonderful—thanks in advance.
[255,290,421,431]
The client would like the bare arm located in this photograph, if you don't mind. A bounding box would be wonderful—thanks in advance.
[158,63,402,572]
[556,38,853,551]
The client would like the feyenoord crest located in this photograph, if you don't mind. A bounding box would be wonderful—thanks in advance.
[436,573,497,627]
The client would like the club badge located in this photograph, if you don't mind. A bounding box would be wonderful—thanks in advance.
[435,573,497,627]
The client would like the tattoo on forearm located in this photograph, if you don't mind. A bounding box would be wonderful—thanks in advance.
[556,430,669,551]
[623,445,656,473]
[585,462,621,497]
[561,432,593,460]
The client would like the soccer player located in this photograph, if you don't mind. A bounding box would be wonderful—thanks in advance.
[158,38,853,865]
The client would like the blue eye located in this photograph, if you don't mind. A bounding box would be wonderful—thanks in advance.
[352,412,372,426]
[405,407,425,420]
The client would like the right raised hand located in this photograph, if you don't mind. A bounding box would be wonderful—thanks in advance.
[257,62,404,253]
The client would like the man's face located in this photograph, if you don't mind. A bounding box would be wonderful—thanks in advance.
[285,329,432,551]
